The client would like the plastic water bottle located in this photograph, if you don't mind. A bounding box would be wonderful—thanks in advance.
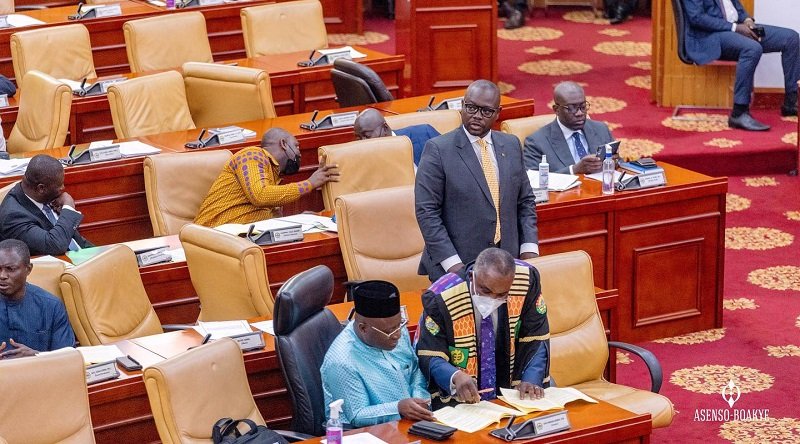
[326,399,344,444]
[602,145,615,195]
[538,155,549,190]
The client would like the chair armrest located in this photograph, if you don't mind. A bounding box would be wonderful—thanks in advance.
[275,430,314,442]
[608,341,663,393]
[162,324,193,332]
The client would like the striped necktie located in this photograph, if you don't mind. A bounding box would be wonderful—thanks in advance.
[478,138,501,244]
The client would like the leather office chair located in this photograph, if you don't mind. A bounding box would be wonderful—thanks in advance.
[331,59,393,108]
[143,338,266,444]
[0,348,96,443]
[526,251,675,428]
[274,265,341,436]
[29,261,67,302]
[10,24,96,87]
[0,180,17,201]
[240,0,327,57]
[385,109,461,135]
[0,0,11,13]
[182,62,277,128]
[124,12,213,73]
[7,71,72,154]
[500,114,556,147]
[143,150,233,236]
[335,186,429,292]
[107,70,196,139]
[60,244,164,345]
[318,137,415,210]
[179,223,274,322]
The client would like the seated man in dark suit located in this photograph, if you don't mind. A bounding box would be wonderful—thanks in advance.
[684,0,799,131]
[0,239,75,359]
[353,108,441,167]
[0,155,92,256]
[523,81,614,174]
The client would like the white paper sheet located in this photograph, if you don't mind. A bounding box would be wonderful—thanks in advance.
[318,46,367,59]
[498,387,596,413]
[320,432,389,444]
[30,255,74,269]
[527,170,581,192]
[275,214,337,233]
[250,320,275,336]
[584,170,624,182]
[77,345,125,365]
[0,158,30,176]
[6,14,46,28]
[194,320,252,340]
[433,401,522,433]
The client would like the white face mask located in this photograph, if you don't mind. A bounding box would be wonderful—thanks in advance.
[470,277,507,319]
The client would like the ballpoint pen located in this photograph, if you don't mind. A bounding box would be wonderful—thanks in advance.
[201,333,212,345]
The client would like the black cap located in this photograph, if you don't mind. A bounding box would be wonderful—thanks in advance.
[349,280,400,318]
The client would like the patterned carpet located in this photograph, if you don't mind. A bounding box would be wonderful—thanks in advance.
[335,9,800,443]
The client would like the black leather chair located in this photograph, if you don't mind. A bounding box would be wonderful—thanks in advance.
[331,59,394,108]
[273,265,342,437]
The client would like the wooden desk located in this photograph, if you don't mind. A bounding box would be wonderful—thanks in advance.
[305,400,651,443]
[0,47,405,143]
[0,90,535,245]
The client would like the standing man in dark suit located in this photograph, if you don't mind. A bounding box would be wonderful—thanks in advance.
[523,82,614,174]
[353,108,441,167]
[684,0,799,131]
[0,155,92,256]
[415,80,538,282]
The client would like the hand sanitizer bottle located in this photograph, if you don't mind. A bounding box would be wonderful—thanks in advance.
[602,145,615,195]
[538,155,549,190]
[326,399,344,444]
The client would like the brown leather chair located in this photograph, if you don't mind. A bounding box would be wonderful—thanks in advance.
[107,70,196,139]
[331,59,393,107]
[29,260,67,302]
[60,245,164,345]
[526,251,675,428]
[179,223,274,321]
[318,137,415,210]
[182,62,276,128]
[143,338,266,444]
[0,180,17,201]
[240,0,327,57]
[124,12,213,73]
[335,186,429,292]
[500,114,556,147]
[0,0,12,13]
[10,24,96,86]
[7,70,72,154]
[143,150,233,236]
[385,109,462,135]
[0,348,96,443]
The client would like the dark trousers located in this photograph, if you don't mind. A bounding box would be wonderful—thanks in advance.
[718,24,800,105]
[498,0,526,11]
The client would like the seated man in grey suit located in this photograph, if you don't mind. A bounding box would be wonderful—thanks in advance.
[353,108,440,167]
[523,81,614,174]
[0,155,92,256]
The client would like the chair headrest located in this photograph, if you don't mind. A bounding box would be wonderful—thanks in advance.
[273,265,334,335]
[333,58,393,101]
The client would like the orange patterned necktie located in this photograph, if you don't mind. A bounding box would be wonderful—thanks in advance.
[478,138,501,243]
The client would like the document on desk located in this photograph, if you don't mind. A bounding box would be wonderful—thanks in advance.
[584,170,624,182]
[194,320,252,340]
[319,46,367,59]
[250,320,275,336]
[320,432,388,444]
[275,213,337,233]
[30,255,74,269]
[0,158,30,176]
[526,170,581,192]
[433,401,524,433]
[215,219,302,236]
[77,345,125,365]
[6,14,46,28]
[498,387,597,414]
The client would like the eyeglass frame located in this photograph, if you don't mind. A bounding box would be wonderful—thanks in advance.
[362,319,408,339]
[462,101,499,118]
[553,101,590,115]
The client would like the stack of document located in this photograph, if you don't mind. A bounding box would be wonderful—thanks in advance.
[30,255,74,269]
[5,14,46,28]
[275,213,337,233]
[433,401,524,433]
[194,320,253,340]
[319,46,367,59]
[210,126,257,139]
[498,387,597,413]
[250,320,275,336]
[0,158,30,176]
[88,140,162,158]
[526,170,581,192]
[77,345,125,365]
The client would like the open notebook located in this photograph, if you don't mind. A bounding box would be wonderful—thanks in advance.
[498,387,597,414]
[433,401,524,433]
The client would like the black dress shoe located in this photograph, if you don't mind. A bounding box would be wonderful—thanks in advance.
[610,3,629,24]
[781,105,798,116]
[504,9,524,29]
[728,112,771,131]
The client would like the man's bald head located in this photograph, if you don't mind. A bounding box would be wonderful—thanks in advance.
[21,155,65,204]
[259,127,299,174]
[354,108,391,140]
[553,81,585,103]
[261,127,292,148]
[552,81,588,131]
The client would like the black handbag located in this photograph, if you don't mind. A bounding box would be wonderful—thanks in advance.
[407,420,457,441]
[212,418,289,444]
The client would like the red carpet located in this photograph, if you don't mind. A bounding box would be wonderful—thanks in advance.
[335,10,800,442]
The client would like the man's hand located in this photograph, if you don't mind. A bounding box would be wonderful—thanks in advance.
[398,398,435,421]
[308,154,340,188]
[574,156,602,174]
[520,252,538,260]
[447,263,465,274]
[50,192,76,215]
[0,339,38,359]
[735,23,759,40]
[453,371,480,404]
[517,382,544,400]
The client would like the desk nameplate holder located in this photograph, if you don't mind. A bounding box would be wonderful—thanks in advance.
[0,94,8,107]
[75,78,127,97]
[135,246,172,267]
[616,169,666,191]
[304,50,352,67]
[532,188,549,204]
[186,129,246,149]
[246,223,303,246]
[418,97,463,112]
[0,16,10,29]
[489,410,570,441]
[230,331,265,352]
[300,111,358,131]
[69,3,122,20]
[177,0,223,8]
[67,144,121,165]
[86,360,120,385]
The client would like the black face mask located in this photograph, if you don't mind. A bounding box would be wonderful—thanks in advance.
[283,153,301,175]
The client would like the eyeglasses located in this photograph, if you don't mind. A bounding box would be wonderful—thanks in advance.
[463,102,499,118]
[554,101,590,115]
[365,319,408,339]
